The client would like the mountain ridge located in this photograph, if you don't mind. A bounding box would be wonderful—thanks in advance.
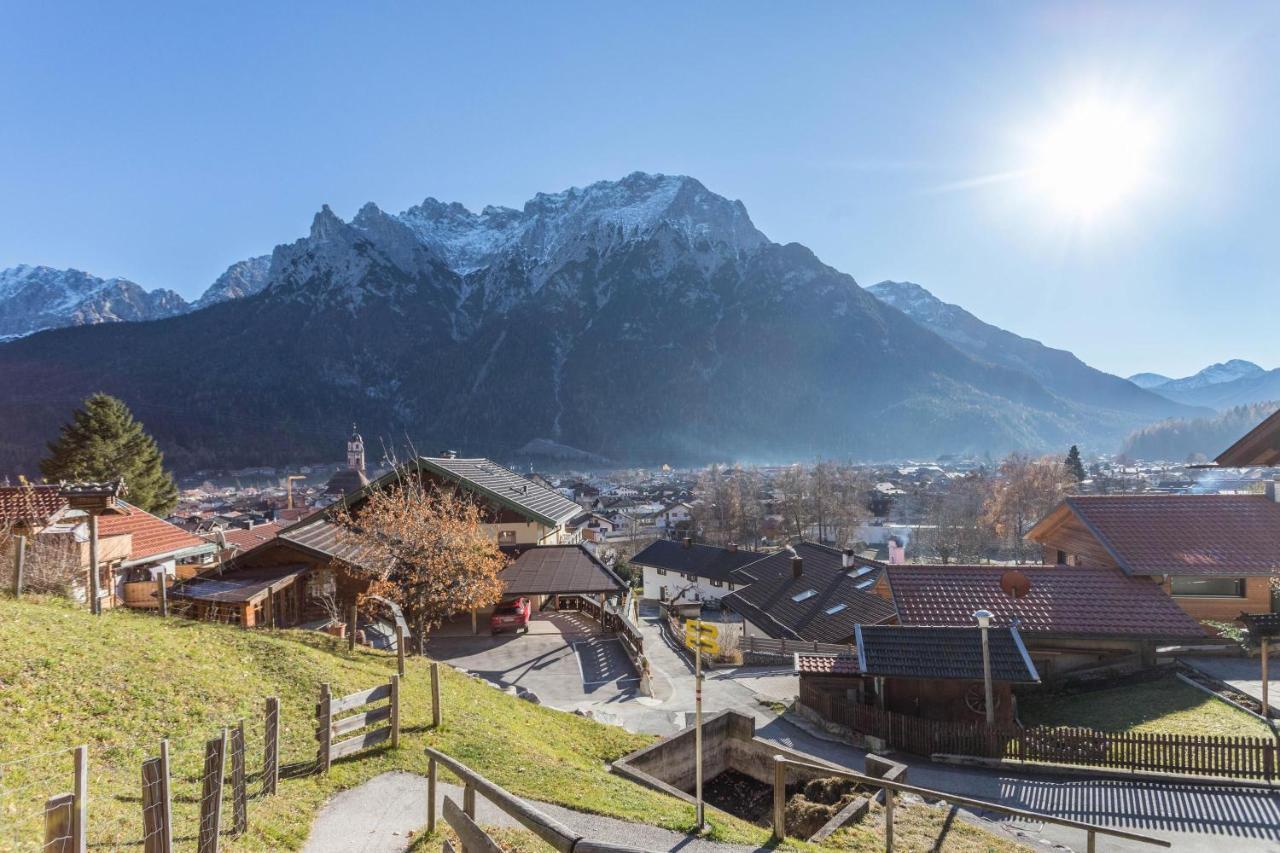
[0,174,1199,472]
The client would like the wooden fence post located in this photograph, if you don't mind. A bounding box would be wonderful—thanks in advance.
[12,534,25,596]
[390,675,401,749]
[347,602,357,651]
[396,625,406,677]
[462,782,475,819]
[156,572,168,617]
[883,781,895,852]
[72,744,87,853]
[141,742,172,853]
[427,755,437,835]
[771,755,786,842]
[44,792,75,852]
[317,683,332,773]
[263,697,280,795]
[431,663,442,728]
[231,721,247,835]
[197,730,227,853]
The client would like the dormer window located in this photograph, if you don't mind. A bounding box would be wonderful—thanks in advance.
[792,589,817,602]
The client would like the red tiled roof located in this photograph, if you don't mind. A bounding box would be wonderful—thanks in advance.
[795,653,859,675]
[1062,495,1280,577]
[0,484,68,524]
[885,564,1206,639]
[99,502,209,562]
[217,522,284,552]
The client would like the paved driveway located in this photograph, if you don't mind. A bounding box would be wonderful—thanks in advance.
[1180,655,1279,716]
[426,611,639,711]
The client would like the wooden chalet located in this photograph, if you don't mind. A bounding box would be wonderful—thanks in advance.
[1025,495,1280,622]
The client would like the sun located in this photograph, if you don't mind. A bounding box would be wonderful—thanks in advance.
[1027,98,1160,219]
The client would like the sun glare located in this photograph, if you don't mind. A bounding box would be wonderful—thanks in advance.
[1027,98,1160,220]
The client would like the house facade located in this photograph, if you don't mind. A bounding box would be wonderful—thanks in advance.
[631,539,763,603]
[1025,494,1279,622]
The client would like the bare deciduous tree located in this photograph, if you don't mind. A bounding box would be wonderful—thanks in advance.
[982,454,1076,563]
[334,479,506,636]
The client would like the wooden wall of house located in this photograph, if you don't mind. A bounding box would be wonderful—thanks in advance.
[883,677,1017,725]
[1033,515,1121,568]
[1159,575,1273,621]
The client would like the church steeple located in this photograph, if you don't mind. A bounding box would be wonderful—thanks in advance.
[347,425,365,472]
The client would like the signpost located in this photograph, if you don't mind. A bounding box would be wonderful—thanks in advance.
[685,618,718,831]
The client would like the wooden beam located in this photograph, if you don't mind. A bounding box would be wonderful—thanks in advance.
[331,682,392,714]
[443,796,503,853]
[329,726,391,760]
[330,705,391,738]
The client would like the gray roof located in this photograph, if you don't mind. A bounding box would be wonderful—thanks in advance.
[631,540,765,583]
[855,625,1040,684]
[278,514,380,568]
[168,565,310,604]
[342,457,580,528]
[499,545,627,596]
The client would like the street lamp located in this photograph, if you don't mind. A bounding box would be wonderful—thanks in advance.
[975,609,995,726]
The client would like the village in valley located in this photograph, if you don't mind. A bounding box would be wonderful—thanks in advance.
[4,394,1280,852]
[5,4,1280,852]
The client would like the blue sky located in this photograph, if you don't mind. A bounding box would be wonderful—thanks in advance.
[2,2,1277,377]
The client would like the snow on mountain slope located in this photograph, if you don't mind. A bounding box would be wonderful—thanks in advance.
[0,265,188,340]
[193,255,272,308]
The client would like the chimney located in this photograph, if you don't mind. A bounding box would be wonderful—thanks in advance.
[728,542,738,552]
[842,548,855,569]
[792,556,804,579]
[439,449,458,459]
[682,537,692,549]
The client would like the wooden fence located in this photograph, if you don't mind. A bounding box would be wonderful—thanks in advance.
[799,682,1279,781]
[741,635,852,658]
[316,677,400,772]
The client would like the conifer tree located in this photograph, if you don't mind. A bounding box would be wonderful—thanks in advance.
[40,394,179,515]
[1065,444,1087,482]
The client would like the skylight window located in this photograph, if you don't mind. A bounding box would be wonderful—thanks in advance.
[824,603,847,615]
[851,566,875,578]
[856,578,876,590]
[792,589,817,602]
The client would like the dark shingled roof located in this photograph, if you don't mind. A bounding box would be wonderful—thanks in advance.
[393,457,582,527]
[720,542,895,643]
[885,564,1206,639]
[1030,494,1280,578]
[630,540,765,583]
[278,513,380,568]
[498,545,626,596]
[168,565,310,604]
[855,625,1039,683]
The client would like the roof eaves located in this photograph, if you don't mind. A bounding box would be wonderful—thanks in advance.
[1064,497,1137,576]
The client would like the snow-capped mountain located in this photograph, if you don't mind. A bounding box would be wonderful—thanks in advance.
[0,173,1199,472]
[1130,360,1279,410]
[0,255,274,339]
[193,256,272,309]
[0,265,189,340]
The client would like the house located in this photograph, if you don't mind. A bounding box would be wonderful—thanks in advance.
[1025,494,1280,621]
[1212,408,1280,467]
[655,501,694,531]
[1,483,215,609]
[186,455,592,629]
[881,564,1208,679]
[720,542,897,643]
[795,624,1039,725]
[99,502,219,608]
[631,539,764,602]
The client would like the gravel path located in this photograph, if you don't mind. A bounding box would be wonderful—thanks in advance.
[302,770,764,853]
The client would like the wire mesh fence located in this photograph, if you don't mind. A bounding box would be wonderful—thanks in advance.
[0,745,80,852]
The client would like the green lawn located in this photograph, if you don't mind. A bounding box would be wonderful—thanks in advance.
[0,595,1023,851]
[1018,675,1273,737]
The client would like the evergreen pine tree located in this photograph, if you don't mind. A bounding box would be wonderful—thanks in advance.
[40,394,179,515]
[1065,444,1086,482]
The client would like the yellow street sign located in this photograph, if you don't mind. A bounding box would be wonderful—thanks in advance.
[684,621,718,639]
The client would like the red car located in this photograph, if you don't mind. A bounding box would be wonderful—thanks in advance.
[490,597,532,634]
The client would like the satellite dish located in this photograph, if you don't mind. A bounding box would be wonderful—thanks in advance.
[1000,570,1031,599]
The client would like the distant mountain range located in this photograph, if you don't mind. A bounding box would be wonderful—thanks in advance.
[1121,400,1280,463]
[0,173,1202,473]
[1126,359,1280,410]
[0,256,271,340]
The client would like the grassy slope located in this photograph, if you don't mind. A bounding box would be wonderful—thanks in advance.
[1019,675,1273,737]
[0,597,1020,851]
